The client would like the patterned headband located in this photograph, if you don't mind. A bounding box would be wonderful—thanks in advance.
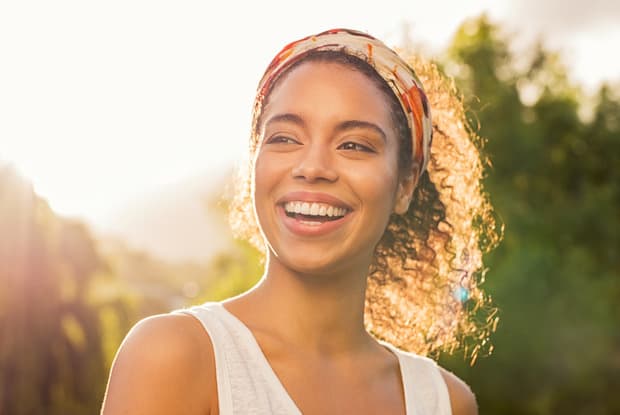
[253,28,433,176]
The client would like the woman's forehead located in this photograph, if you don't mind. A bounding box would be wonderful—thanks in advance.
[260,61,393,125]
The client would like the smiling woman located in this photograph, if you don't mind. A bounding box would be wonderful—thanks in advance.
[101,28,500,415]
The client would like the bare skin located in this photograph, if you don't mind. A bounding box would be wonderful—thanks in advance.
[101,62,478,415]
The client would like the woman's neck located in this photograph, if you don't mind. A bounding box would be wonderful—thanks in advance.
[225,253,375,356]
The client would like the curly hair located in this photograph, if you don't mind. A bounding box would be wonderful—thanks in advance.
[229,50,502,361]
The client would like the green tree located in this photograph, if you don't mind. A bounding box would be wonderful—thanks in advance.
[439,15,620,414]
[0,165,108,414]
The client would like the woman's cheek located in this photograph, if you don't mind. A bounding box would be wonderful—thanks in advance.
[354,163,399,205]
[252,152,282,230]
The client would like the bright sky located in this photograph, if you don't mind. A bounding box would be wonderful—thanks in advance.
[1,0,619,227]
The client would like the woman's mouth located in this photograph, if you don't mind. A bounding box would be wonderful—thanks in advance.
[277,199,352,236]
[283,201,349,223]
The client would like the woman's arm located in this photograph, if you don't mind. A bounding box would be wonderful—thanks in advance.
[439,368,478,415]
[101,313,216,415]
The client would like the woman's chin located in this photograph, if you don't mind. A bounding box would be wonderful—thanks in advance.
[267,247,369,280]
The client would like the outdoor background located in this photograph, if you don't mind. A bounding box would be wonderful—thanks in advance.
[1,1,619,414]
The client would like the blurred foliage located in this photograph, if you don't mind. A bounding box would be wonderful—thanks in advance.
[195,239,263,303]
[0,167,110,414]
[437,15,620,414]
[0,166,216,414]
[0,14,619,415]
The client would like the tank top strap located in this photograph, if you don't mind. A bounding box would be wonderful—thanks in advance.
[172,302,235,413]
[382,342,452,415]
[171,302,301,415]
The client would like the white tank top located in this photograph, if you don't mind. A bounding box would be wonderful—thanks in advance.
[174,302,452,415]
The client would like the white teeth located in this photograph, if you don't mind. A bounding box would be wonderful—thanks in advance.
[301,202,310,215]
[283,201,348,217]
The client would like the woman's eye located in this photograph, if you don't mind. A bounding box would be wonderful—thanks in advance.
[266,135,299,145]
[338,142,374,152]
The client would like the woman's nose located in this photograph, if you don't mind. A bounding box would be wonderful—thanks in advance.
[291,143,338,183]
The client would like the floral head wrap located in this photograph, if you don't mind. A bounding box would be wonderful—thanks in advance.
[253,28,433,176]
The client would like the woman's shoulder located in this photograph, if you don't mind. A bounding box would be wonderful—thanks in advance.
[119,312,214,364]
[101,313,217,414]
[438,366,478,415]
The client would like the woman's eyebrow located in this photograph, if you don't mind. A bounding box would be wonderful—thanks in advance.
[334,120,386,142]
[264,113,305,128]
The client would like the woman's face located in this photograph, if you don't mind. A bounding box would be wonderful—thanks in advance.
[253,61,411,276]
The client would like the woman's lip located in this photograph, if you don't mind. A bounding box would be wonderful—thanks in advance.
[277,205,352,237]
[276,191,352,210]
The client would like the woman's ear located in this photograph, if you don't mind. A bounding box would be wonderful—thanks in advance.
[394,171,419,215]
